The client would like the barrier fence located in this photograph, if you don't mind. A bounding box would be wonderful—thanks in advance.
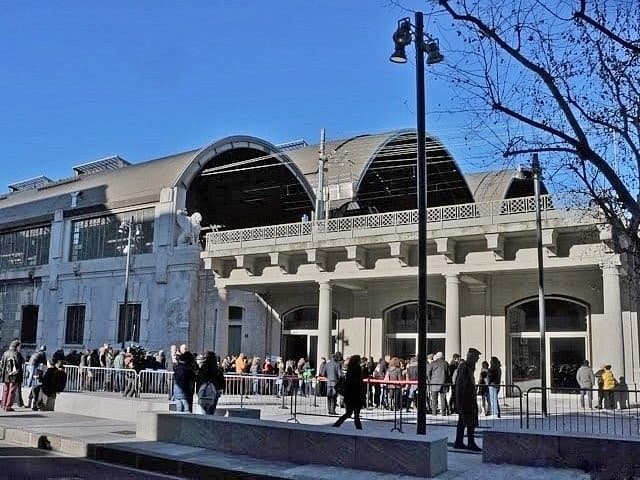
[526,387,640,437]
[22,364,640,438]
[292,378,523,432]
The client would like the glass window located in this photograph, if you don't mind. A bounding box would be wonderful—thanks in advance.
[21,305,39,345]
[70,208,154,261]
[509,298,587,333]
[229,306,243,321]
[65,305,85,345]
[0,226,50,270]
[283,307,338,330]
[118,303,141,344]
[386,303,446,333]
[511,337,541,389]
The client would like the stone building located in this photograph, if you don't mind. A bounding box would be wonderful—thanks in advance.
[0,129,636,391]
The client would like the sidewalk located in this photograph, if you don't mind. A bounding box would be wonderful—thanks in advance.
[0,395,590,479]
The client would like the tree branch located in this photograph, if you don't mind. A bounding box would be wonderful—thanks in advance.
[574,0,640,54]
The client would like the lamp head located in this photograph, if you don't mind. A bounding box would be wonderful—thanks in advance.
[390,18,412,64]
[389,45,408,64]
[424,39,444,65]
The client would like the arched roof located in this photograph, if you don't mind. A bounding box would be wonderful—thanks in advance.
[0,129,548,230]
[466,170,547,203]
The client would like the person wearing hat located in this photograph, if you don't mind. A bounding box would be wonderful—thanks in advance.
[27,345,47,388]
[453,347,482,452]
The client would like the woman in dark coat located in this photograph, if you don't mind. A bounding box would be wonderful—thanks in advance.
[333,355,365,430]
[173,352,195,412]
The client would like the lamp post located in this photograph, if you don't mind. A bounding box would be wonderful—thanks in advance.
[516,154,547,415]
[390,12,443,435]
[119,217,141,350]
[531,154,547,416]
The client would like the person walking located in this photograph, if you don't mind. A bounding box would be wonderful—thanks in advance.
[487,356,502,418]
[453,348,482,452]
[325,353,342,415]
[576,360,596,409]
[332,355,365,430]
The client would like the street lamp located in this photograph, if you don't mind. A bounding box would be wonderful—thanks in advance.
[119,217,142,350]
[516,153,547,415]
[390,12,443,435]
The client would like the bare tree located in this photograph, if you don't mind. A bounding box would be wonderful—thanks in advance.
[422,0,639,276]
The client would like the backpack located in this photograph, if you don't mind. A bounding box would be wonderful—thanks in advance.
[198,381,217,410]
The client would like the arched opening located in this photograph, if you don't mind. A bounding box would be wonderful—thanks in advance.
[185,141,315,231]
[354,132,474,214]
[507,296,589,392]
[384,301,446,359]
[281,306,338,369]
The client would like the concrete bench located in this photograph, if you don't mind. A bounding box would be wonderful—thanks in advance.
[137,411,447,477]
[484,430,640,478]
[214,408,261,419]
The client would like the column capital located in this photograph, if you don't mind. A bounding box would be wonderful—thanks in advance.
[317,280,332,289]
[444,273,460,283]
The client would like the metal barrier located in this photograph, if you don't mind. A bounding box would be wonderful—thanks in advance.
[138,369,173,398]
[526,386,640,437]
[218,374,281,408]
[293,378,523,431]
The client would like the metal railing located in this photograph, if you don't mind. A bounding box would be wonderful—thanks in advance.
[526,387,640,437]
[205,195,561,250]
[291,378,523,432]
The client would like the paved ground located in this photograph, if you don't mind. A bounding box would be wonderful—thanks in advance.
[0,438,183,479]
[0,403,592,479]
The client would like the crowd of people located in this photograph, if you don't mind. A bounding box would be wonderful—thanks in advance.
[0,340,67,412]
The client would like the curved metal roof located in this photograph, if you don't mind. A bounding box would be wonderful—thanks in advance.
[0,130,540,229]
[466,170,517,203]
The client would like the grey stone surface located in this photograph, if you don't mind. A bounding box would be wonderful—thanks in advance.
[215,407,261,419]
[484,429,640,476]
[289,428,356,468]
[140,411,447,475]
[356,435,447,477]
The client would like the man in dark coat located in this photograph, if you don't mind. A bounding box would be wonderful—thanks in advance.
[332,355,364,429]
[454,348,482,451]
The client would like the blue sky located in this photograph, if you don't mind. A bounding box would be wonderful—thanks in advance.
[0,1,492,189]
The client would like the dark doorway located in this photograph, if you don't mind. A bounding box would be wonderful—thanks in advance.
[21,305,38,345]
[284,335,307,365]
[550,337,585,392]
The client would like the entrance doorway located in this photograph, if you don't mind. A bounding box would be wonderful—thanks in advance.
[384,302,446,358]
[508,297,589,393]
[281,307,337,369]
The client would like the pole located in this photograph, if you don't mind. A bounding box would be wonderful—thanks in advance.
[315,129,326,220]
[415,10,428,435]
[532,154,547,416]
[121,218,133,350]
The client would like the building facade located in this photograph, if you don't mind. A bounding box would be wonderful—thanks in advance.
[0,130,637,392]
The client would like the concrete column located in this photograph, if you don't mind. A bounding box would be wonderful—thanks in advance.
[445,274,461,358]
[214,287,229,357]
[317,281,332,368]
[599,265,625,376]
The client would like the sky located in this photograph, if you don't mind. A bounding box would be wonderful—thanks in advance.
[0,1,493,190]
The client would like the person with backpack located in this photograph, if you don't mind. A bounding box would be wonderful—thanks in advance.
[196,351,224,415]
[0,340,22,411]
